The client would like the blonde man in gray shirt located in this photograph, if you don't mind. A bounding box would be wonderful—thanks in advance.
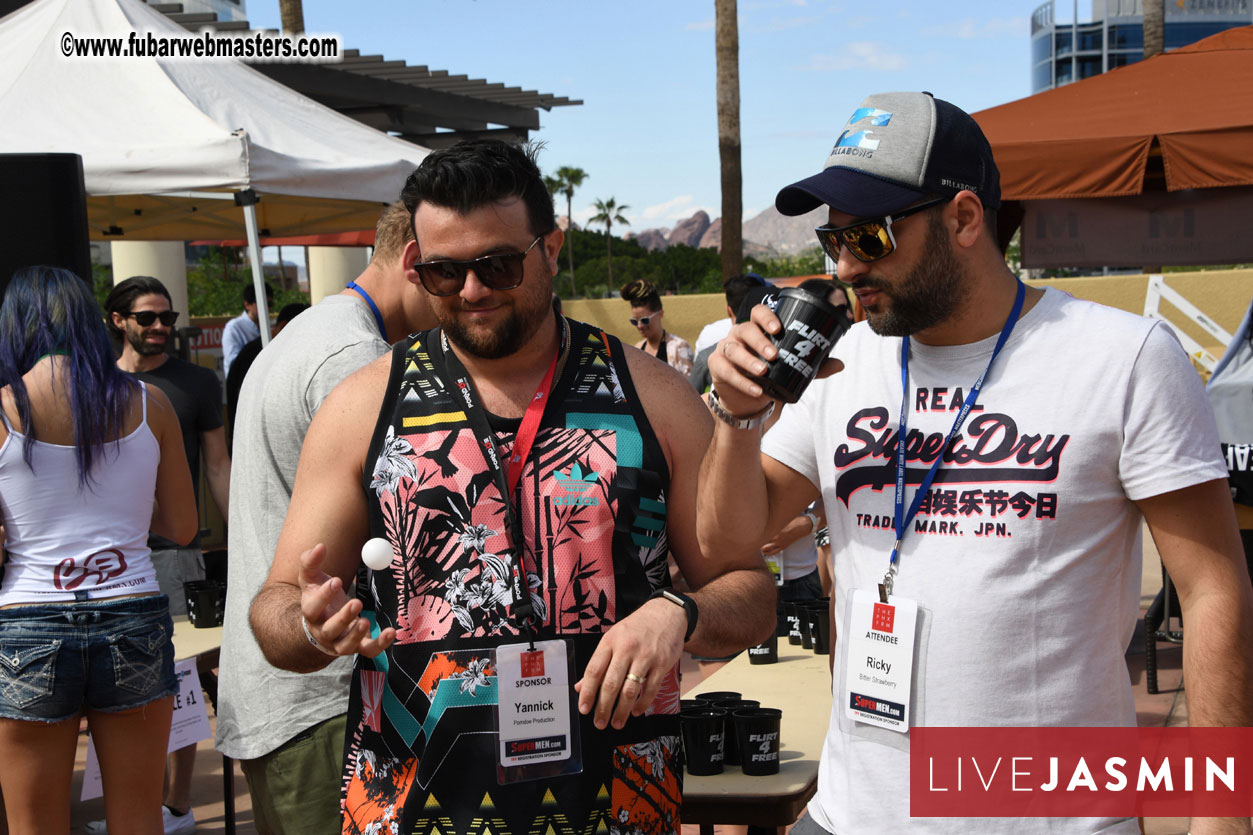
[215,203,435,834]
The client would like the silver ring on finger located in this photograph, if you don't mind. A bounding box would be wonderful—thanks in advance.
[625,672,647,685]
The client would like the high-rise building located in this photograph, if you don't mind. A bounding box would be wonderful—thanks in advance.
[173,0,247,23]
[1031,0,1252,92]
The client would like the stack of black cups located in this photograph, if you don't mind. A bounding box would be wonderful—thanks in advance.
[680,691,782,776]
[782,597,831,654]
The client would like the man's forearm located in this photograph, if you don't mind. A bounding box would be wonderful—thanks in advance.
[250,582,337,674]
[685,566,777,658]
[1181,584,1253,835]
[1183,589,1253,727]
[208,460,231,520]
[697,424,772,562]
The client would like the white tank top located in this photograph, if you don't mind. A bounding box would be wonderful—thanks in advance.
[0,381,162,604]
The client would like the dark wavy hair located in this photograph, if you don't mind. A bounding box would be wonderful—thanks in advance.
[0,266,140,485]
[722,273,769,316]
[400,139,555,240]
[620,278,662,312]
[104,275,171,340]
[242,280,274,306]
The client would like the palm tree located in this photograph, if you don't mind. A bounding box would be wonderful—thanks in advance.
[279,0,304,33]
[544,174,563,209]
[554,166,588,296]
[1142,0,1164,59]
[589,197,630,285]
[715,0,743,280]
[1141,0,1164,274]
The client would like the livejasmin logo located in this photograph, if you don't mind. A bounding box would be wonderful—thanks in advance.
[926,754,1235,793]
[909,727,1253,818]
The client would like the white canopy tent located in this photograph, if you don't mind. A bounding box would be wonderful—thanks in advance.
[0,0,430,341]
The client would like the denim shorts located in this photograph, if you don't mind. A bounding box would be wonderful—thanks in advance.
[0,594,178,723]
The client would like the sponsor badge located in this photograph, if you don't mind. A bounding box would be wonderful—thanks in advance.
[843,588,918,733]
[493,639,582,781]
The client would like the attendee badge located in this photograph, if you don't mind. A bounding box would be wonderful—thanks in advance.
[843,589,918,733]
[494,639,582,781]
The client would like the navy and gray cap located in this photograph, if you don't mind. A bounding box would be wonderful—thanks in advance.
[775,91,1001,218]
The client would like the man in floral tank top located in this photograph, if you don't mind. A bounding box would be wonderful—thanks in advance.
[252,140,776,835]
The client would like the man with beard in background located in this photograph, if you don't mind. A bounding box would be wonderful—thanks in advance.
[101,275,231,834]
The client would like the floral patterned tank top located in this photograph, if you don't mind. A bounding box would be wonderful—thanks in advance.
[342,319,683,835]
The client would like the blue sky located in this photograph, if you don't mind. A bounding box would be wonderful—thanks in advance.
[248,0,1087,232]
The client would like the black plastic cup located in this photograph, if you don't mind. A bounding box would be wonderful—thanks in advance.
[799,606,815,649]
[755,285,850,404]
[693,691,741,705]
[799,602,826,655]
[680,708,727,776]
[712,699,760,766]
[680,699,704,713]
[184,580,225,628]
[785,602,803,645]
[748,632,778,665]
[811,600,832,655]
[735,707,783,775]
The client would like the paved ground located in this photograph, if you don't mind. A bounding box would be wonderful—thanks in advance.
[65,528,1193,834]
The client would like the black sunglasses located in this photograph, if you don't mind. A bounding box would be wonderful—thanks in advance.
[125,310,179,327]
[413,235,544,297]
[814,197,948,264]
[628,315,656,327]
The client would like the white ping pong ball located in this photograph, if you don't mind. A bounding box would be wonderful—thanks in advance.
[361,538,394,570]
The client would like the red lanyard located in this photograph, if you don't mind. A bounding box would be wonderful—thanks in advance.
[440,318,567,635]
[505,348,559,499]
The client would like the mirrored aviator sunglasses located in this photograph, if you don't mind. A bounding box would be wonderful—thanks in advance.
[814,197,948,264]
[413,235,544,297]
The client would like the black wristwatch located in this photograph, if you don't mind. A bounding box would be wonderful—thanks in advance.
[650,588,699,642]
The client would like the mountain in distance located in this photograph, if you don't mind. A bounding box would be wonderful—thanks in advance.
[743,204,827,255]
[669,210,712,248]
[624,204,826,256]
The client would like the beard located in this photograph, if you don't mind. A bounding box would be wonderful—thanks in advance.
[125,324,168,357]
[438,279,552,361]
[857,210,969,338]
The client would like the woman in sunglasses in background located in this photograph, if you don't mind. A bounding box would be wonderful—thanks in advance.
[0,266,196,834]
[620,278,694,376]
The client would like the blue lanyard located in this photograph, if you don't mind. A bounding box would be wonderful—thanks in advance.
[346,280,386,340]
[883,281,1026,601]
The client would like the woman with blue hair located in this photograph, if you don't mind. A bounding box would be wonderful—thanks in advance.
[0,266,196,834]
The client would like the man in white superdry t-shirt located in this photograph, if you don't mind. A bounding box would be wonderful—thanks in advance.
[695,91,1253,835]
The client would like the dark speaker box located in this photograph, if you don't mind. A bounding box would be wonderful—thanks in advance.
[0,153,92,301]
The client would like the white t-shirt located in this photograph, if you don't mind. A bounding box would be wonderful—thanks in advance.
[763,288,1225,834]
[221,310,260,378]
[779,524,819,582]
[694,317,733,355]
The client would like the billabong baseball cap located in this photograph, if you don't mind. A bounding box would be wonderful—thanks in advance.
[775,91,1000,218]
